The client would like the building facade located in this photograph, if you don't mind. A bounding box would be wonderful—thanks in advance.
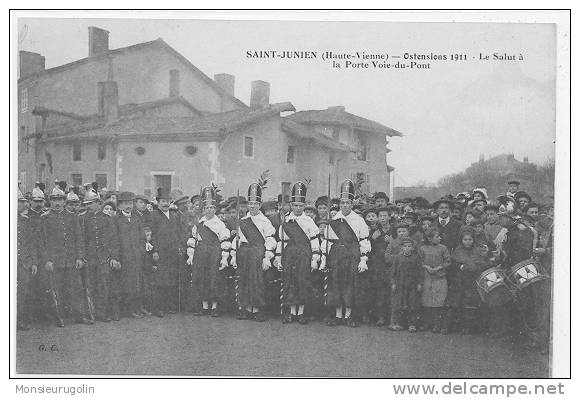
[18,27,401,202]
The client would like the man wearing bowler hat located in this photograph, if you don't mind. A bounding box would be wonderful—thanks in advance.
[112,191,146,320]
[150,187,186,316]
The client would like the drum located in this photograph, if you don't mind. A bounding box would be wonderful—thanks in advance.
[507,259,549,291]
[476,267,515,306]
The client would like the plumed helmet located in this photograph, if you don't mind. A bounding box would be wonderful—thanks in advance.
[201,186,217,206]
[248,182,262,203]
[339,179,355,201]
[291,181,307,203]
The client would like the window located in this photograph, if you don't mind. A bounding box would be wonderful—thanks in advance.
[184,145,198,157]
[243,136,254,158]
[286,146,295,163]
[97,142,106,160]
[20,88,28,113]
[95,173,108,190]
[20,172,27,189]
[354,131,370,161]
[329,152,335,165]
[332,127,340,140]
[72,142,82,161]
[135,146,146,156]
[71,173,83,186]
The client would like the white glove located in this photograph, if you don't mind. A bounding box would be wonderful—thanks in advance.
[230,253,237,269]
[186,247,195,265]
[219,258,228,270]
[262,258,271,271]
[273,256,282,271]
[319,255,327,271]
[145,242,154,252]
[310,258,319,271]
[358,258,368,273]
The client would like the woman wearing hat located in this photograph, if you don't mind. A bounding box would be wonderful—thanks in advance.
[189,186,231,317]
[273,181,320,324]
[230,182,276,322]
[320,179,371,328]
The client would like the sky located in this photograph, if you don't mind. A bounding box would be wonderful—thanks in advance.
[17,17,556,185]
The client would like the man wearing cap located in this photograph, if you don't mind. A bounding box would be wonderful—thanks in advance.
[230,183,276,322]
[27,187,48,320]
[320,179,371,327]
[134,195,153,229]
[40,187,89,327]
[17,191,38,330]
[189,186,231,316]
[111,192,147,320]
[81,190,120,322]
[433,198,462,253]
[506,180,520,198]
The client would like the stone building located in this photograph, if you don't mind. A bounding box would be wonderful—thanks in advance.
[17,27,401,201]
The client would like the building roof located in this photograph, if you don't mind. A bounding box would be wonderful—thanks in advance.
[19,38,248,110]
[40,102,296,143]
[281,119,354,152]
[287,106,403,137]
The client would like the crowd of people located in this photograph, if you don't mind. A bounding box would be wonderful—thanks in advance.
[16,177,553,353]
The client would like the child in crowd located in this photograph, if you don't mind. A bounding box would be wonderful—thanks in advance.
[388,237,422,332]
[370,207,393,326]
[442,227,489,334]
[418,229,450,332]
[385,223,410,265]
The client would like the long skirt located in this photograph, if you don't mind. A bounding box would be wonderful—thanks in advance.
[327,242,359,308]
[237,243,266,308]
[192,242,225,302]
[281,244,312,306]
[422,273,448,307]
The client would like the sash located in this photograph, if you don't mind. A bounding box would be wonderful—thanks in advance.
[240,218,265,248]
[282,220,311,249]
[330,218,358,247]
[198,223,220,247]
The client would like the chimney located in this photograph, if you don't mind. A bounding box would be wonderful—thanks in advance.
[327,106,345,112]
[214,73,235,96]
[19,51,45,78]
[250,80,270,109]
[169,69,180,97]
[98,81,118,121]
[88,27,109,57]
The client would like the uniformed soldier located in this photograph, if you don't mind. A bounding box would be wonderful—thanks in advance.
[17,190,38,330]
[320,179,371,327]
[274,181,321,325]
[27,187,47,320]
[81,190,120,322]
[188,186,231,316]
[230,182,276,322]
[41,187,90,327]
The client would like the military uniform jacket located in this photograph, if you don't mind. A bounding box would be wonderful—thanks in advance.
[18,213,37,269]
[41,209,85,268]
[25,208,44,267]
[82,211,120,265]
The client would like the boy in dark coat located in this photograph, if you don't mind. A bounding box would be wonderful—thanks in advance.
[388,237,422,332]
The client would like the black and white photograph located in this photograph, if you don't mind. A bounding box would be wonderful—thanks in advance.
[9,9,571,383]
